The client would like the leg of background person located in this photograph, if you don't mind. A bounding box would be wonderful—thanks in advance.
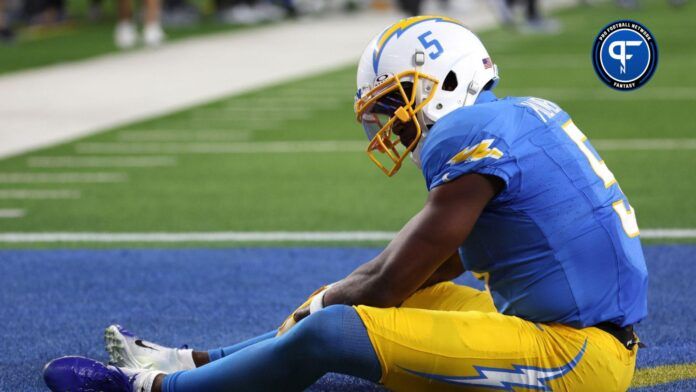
[0,0,12,43]
[493,0,514,25]
[115,0,137,48]
[0,0,5,29]
[144,0,161,25]
[118,0,132,20]
[397,0,421,16]
[142,0,165,46]
[526,0,539,21]
[161,306,381,392]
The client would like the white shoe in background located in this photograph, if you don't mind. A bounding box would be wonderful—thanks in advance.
[115,20,137,49]
[143,23,166,47]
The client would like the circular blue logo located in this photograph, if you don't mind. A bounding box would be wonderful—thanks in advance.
[592,20,658,91]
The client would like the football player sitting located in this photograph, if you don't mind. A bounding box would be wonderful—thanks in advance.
[44,16,647,392]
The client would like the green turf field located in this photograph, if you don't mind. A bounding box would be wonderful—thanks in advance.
[0,1,694,247]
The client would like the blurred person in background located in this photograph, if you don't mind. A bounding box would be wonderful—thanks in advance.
[115,0,166,49]
[397,0,421,15]
[493,0,560,33]
[89,0,104,20]
[161,0,200,27]
[22,0,66,25]
[216,0,286,24]
[0,0,15,43]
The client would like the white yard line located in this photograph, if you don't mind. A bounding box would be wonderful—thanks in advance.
[640,229,696,239]
[519,88,696,101]
[118,130,251,142]
[75,141,365,154]
[73,139,696,155]
[592,139,696,150]
[0,172,128,183]
[27,156,178,168]
[0,190,81,199]
[0,229,692,242]
[502,54,696,69]
[0,209,26,219]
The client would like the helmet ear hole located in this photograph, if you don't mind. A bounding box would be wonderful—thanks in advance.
[442,71,458,92]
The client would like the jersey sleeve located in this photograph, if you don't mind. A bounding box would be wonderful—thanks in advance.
[421,125,518,193]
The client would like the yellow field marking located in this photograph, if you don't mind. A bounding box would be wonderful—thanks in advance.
[632,362,696,388]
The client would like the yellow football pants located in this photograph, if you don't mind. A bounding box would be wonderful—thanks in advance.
[355,282,637,391]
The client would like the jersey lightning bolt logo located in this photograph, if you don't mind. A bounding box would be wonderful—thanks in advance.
[447,139,503,165]
[399,339,587,391]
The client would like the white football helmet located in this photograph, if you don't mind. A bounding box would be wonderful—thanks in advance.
[354,16,499,176]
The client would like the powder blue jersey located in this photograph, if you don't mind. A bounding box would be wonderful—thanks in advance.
[420,91,648,328]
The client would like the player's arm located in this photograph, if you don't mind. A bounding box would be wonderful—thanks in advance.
[418,251,465,290]
[321,173,501,309]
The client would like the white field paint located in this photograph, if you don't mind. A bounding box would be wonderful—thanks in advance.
[502,54,696,68]
[27,156,178,168]
[75,141,365,154]
[188,110,310,121]
[118,130,251,142]
[0,190,81,199]
[213,107,314,114]
[0,229,692,242]
[0,172,128,183]
[73,139,696,155]
[238,96,347,104]
[591,139,696,150]
[0,209,25,219]
[519,88,696,101]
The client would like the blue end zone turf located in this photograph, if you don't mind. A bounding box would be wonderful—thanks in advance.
[0,246,694,391]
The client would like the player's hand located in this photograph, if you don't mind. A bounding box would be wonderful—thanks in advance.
[276,286,327,336]
[293,306,310,323]
[276,284,333,336]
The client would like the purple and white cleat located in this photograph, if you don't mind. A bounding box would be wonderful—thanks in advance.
[105,324,195,373]
[43,356,134,392]
[43,356,163,392]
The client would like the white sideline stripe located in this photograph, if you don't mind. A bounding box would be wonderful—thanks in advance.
[0,172,128,183]
[118,130,250,142]
[189,111,309,120]
[239,96,347,104]
[27,156,178,168]
[214,107,313,114]
[521,88,696,101]
[0,232,396,242]
[73,139,696,155]
[0,190,81,199]
[0,209,25,219]
[0,229,693,242]
[592,139,696,150]
[75,141,365,154]
[641,229,696,239]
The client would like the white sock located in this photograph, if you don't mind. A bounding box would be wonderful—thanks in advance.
[176,348,196,370]
[123,368,163,392]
